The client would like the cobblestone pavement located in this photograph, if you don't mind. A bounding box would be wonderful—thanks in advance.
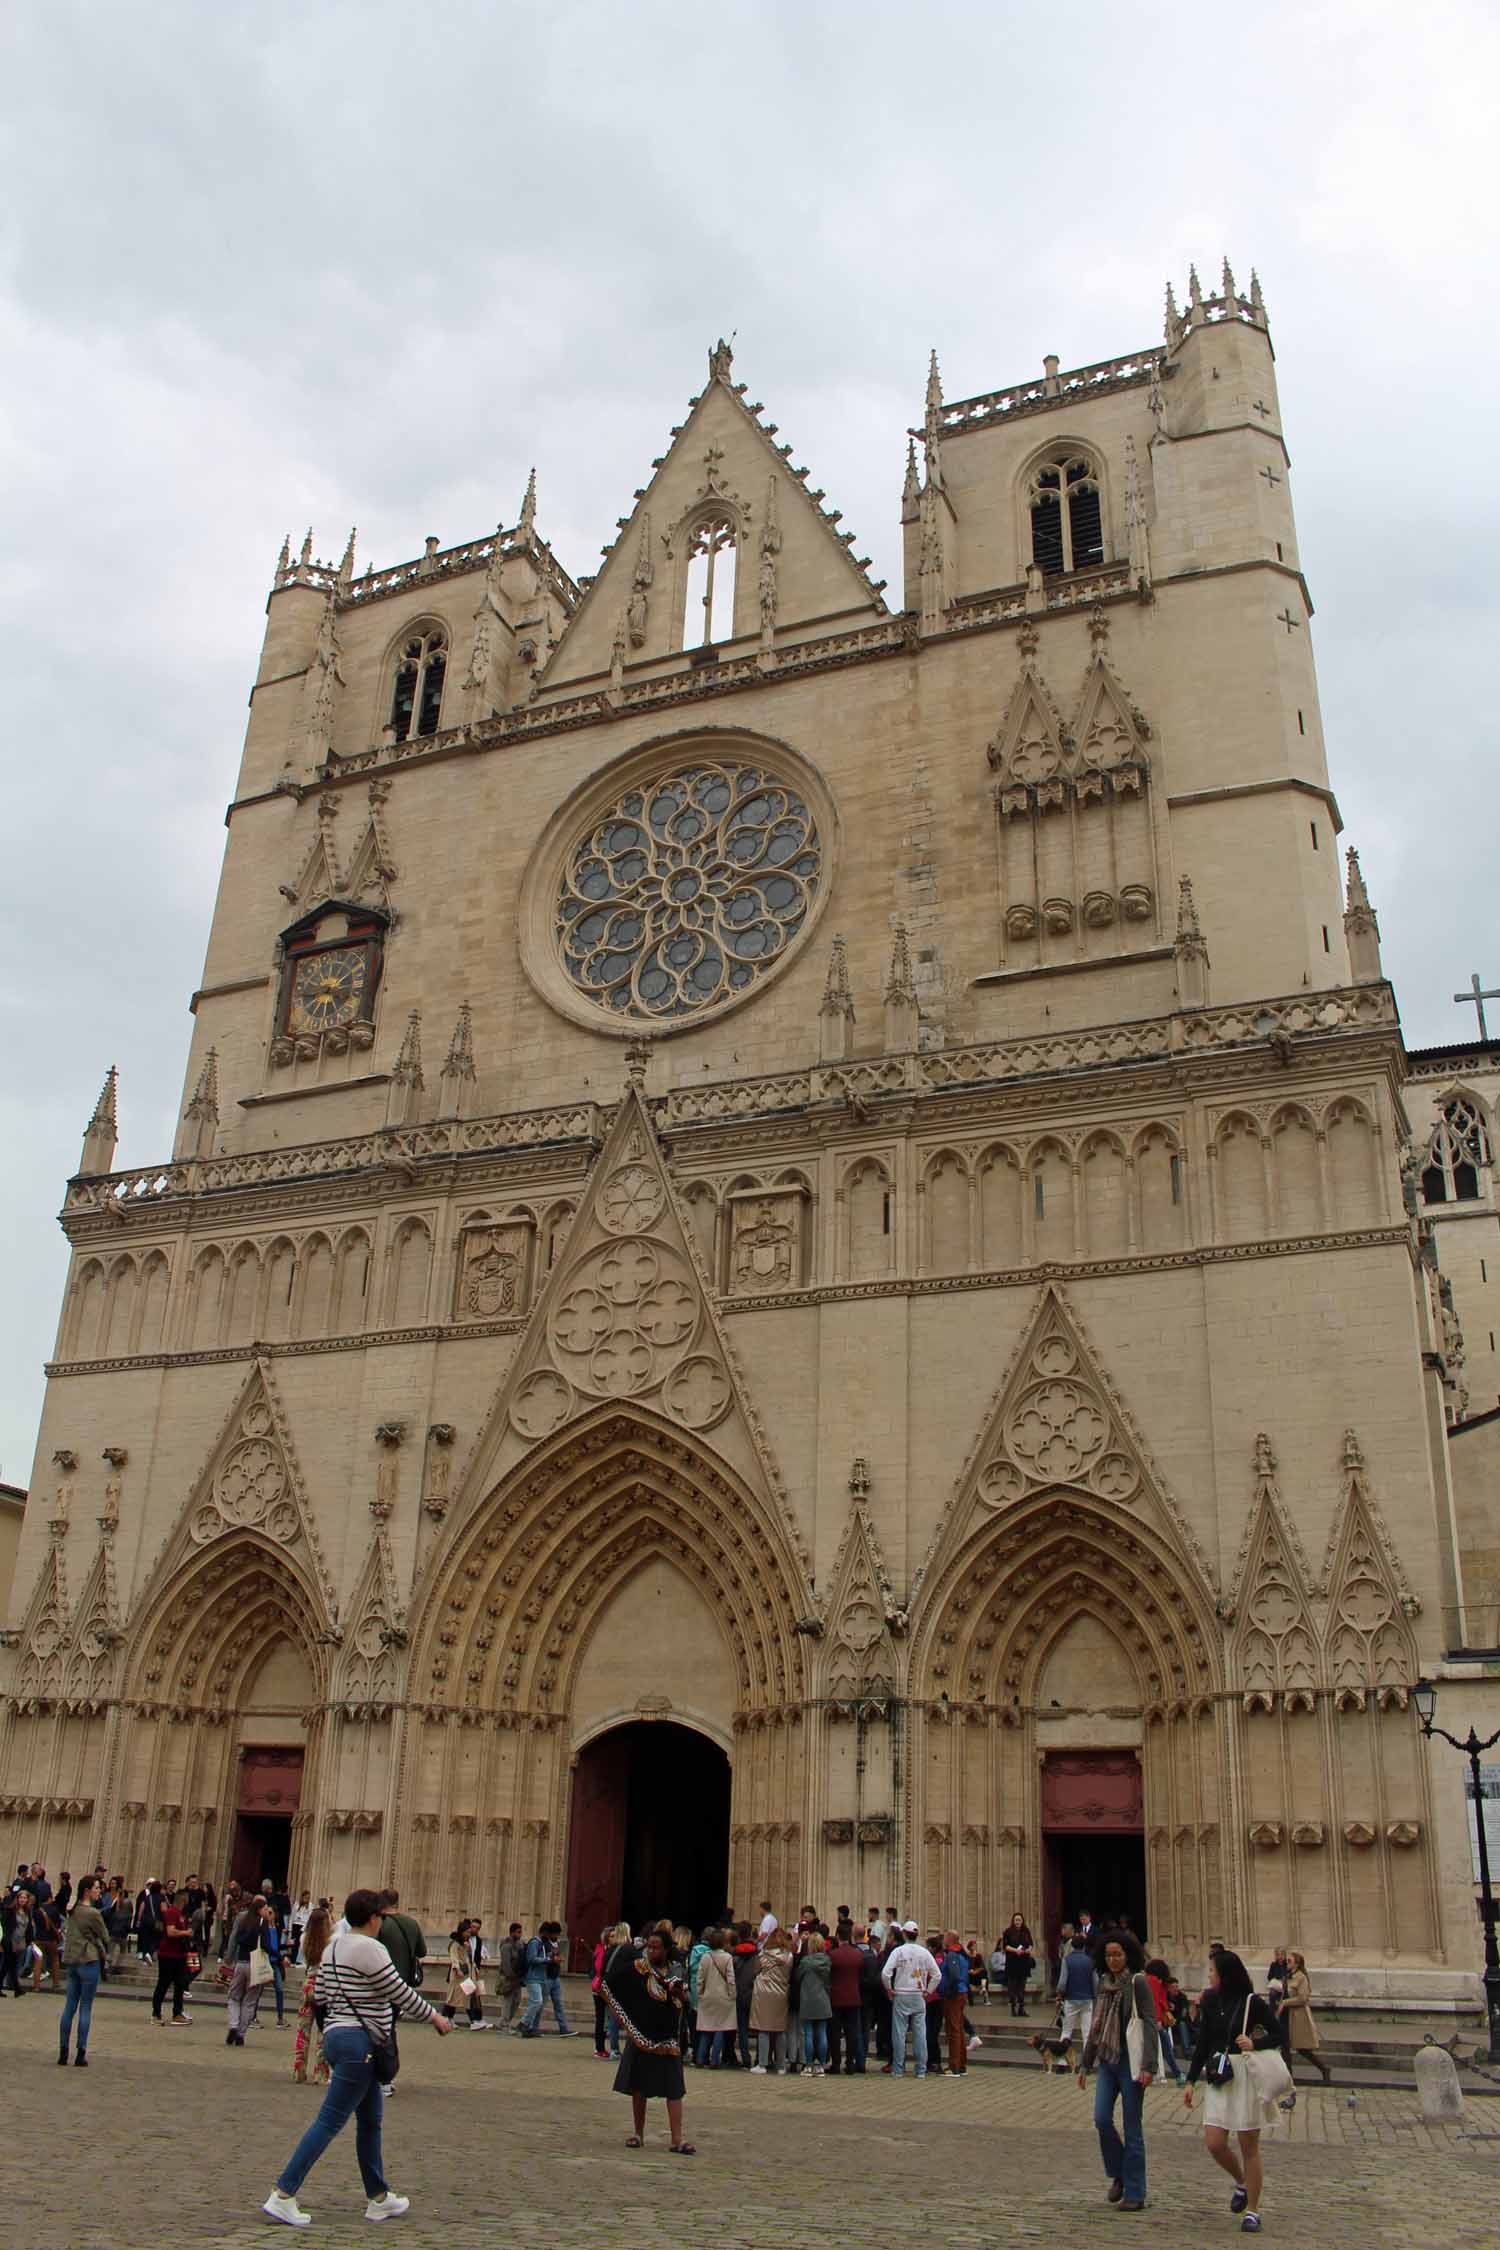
[3,1996,1495,2248]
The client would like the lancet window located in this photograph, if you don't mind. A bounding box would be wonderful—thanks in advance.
[1029,452,1104,576]
[1421,1098,1491,1206]
[684,511,738,645]
[388,624,448,740]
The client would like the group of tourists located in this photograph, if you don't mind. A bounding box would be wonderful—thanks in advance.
[7,1850,1336,2231]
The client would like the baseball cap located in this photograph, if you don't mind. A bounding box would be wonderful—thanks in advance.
[902,1918,919,1933]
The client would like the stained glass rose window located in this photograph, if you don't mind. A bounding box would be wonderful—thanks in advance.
[554,762,822,1021]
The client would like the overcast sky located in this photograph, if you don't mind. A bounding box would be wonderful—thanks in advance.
[2,0,1495,1483]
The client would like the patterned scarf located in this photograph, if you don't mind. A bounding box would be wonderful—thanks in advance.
[604,1956,685,2056]
[1093,1972,1124,2065]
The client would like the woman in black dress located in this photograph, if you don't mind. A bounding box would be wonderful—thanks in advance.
[1001,1912,1035,2017]
[603,1930,695,2154]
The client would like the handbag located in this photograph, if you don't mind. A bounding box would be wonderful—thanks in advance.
[328,1945,400,2085]
[1239,2003,1294,2111]
[249,1942,276,1989]
[1207,1994,1246,2086]
[186,1951,202,1976]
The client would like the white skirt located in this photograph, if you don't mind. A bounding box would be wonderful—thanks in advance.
[1203,2061,1277,2134]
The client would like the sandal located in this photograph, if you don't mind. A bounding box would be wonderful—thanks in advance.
[625,2135,643,2148]
[669,2143,697,2155]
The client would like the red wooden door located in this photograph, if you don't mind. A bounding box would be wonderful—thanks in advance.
[565,1732,629,1969]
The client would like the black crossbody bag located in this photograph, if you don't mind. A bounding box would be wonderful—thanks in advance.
[1207,1993,1250,2086]
[327,1943,401,2085]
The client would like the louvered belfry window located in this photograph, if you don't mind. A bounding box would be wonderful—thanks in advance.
[1029,454,1103,576]
[389,624,448,740]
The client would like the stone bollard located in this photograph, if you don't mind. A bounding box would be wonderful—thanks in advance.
[1414,2042,1467,2122]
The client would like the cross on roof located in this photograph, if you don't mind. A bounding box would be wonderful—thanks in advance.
[1453,973,1500,1040]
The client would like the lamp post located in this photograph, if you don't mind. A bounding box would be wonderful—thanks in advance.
[1412,1676,1500,2063]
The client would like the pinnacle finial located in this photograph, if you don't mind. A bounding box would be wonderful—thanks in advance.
[1165,279,1180,338]
[1250,268,1266,321]
[926,348,943,413]
[518,468,537,538]
[1345,845,1371,911]
[901,436,921,521]
[337,527,356,585]
[88,1066,118,1134]
[275,532,290,580]
[1187,263,1203,308]
[442,1002,475,1079]
[884,921,915,1004]
[1221,255,1237,303]
[185,1047,220,1123]
[80,1065,119,1173]
[1175,875,1202,942]
[395,1010,424,1084]
[299,527,313,566]
[820,933,855,1021]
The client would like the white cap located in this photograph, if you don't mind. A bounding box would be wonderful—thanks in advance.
[902,1918,919,1933]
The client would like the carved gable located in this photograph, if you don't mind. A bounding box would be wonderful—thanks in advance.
[821,1483,900,1699]
[1228,1435,1319,1711]
[15,1547,69,1700]
[538,343,885,691]
[446,1082,807,1578]
[1320,1430,1418,1709]
[133,1359,338,1623]
[65,1542,122,1703]
[336,1528,405,1708]
[921,1283,1212,1588]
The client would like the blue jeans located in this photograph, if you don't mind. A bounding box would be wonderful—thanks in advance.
[801,2019,829,2067]
[271,1961,286,2023]
[891,1993,927,2075]
[277,2025,388,2199]
[695,2028,733,2066]
[59,1961,100,2055]
[521,1974,569,2032]
[1094,2053,1147,2203]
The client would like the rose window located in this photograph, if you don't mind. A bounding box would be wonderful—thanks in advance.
[555,762,821,1021]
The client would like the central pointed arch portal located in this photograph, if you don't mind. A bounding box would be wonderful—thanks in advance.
[401,1407,808,1935]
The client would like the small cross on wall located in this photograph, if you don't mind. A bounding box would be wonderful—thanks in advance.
[1251,398,1273,418]
[1275,608,1302,633]
[1259,465,1282,488]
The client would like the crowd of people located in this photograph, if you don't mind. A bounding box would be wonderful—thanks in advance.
[4,1856,1334,2230]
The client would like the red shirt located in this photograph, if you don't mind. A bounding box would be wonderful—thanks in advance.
[829,1943,864,2010]
[1146,1972,1169,2025]
[158,1903,192,1961]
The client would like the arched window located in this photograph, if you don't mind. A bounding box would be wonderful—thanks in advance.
[1028,452,1103,576]
[388,624,448,740]
[684,512,738,645]
[1421,1099,1491,1205]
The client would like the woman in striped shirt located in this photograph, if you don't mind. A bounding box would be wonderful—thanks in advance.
[262,1887,452,2229]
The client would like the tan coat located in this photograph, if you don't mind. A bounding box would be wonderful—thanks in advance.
[749,1945,791,2033]
[445,1939,474,2007]
[1280,1967,1319,2051]
[694,1947,737,2033]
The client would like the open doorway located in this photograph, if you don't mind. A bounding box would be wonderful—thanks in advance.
[232,1745,303,1892]
[565,1720,730,1966]
[1043,1830,1148,1946]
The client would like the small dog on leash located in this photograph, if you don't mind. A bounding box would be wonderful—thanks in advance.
[1027,2028,1076,2074]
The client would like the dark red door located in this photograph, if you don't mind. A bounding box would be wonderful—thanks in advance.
[1040,1750,1147,1949]
[565,1731,630,1970]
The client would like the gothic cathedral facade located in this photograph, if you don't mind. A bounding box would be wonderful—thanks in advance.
[2,269,1481,1995]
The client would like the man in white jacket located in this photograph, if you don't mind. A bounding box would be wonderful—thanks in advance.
[880,1922,940,2078]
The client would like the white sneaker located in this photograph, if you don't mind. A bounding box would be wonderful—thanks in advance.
[261,2189,312,2227]
[967,2033,982,2051]
[366,2191,410,2222]
[469,2020,492,2031]
[750,2063,767,2074]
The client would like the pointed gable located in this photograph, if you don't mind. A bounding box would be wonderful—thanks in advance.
[1319,1429,1419,1710]
[537,341,886,692]
[132,1358,339,1625]
[444,1079,809,1582]
[1227,1434,1319,1712]
[15,1546,69,1700]
[820,1472,900,1701]
[336,1526,405,1709]
[986,659,1071,792]
[919,1282,1212,1586]
[1070,650,1152,778]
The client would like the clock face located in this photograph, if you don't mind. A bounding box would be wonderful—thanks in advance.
[286,946,368,1034]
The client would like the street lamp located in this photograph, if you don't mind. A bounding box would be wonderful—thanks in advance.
[1412,1675,1500,2062]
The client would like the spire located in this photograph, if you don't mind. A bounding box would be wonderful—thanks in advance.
[1174,877,1210,1007]
[438,1002,477,1119]
[1164,280,1181,348]
[1221,254,1237,304]
[80,1066,118,1174]
[274,532,291,586]
[1343,846,1383,983]
[337,526,356,588]
[299,527,313,567]
[901,436,920,524]
[819,934,856,1063]
[883,922,919,1052]
[1187,263,1204,317]
[922,348,945,492]
[518,468,537,539]
[385,1010,425,1127]
[176,1048,220,1160]
[1250,268,1267,327]
[1123,434,1152,596]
